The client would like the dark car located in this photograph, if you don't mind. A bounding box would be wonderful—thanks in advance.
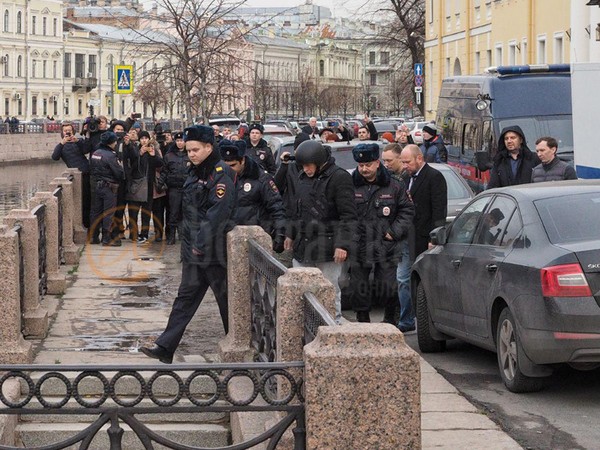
[412,180,600,393]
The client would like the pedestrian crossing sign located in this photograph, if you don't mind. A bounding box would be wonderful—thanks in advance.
[115,65,133,94]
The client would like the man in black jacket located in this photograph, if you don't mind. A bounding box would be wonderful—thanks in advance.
[350,143,414,324]
[284,140,357,321]
[400,144,447,258]
[141,125,237,364]
[488,125,540,188]
[244,123,276,175]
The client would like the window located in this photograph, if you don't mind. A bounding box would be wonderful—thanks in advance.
[3,55,8,77]
[17,55,22,77]
[64,98,69,115]
[486,49,492,66]
[508,42,517,65]
[380,51,389,65]
[3,10,8,32]
[88,55,96,77]
[53,18,57,36]
[16,11,21,33]
[53,60,57,78]
[462,123,479,156]
[428,0,434,23]
[17,98,22,115]
[369,51,375,65]
[4,98,8,116]
[43,98,47,116]
[43,17,46,36]
[64,52,71,78]
[31,59,36,78]
[78,98,82,116]
[122,99,126,116]
[475,52,480,73]
[32,15,36,35]
[447,196,492,245]
[75,53,85,78]
[53,97,57,116]
[42,60,47,78]
[554,34,563,63]
[474,196,518,246]
[522,40,528,64]
[495,44,503,65]
[537,37,546,64]
[370,73,377,86]
[32,95,37,115]
[319,60,324,77]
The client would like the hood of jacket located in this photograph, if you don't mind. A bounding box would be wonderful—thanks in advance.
[496,125,533,161]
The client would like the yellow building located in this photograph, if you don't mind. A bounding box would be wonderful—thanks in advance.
[424,0,570,121]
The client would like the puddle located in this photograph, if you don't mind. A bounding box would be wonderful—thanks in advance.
[113,301,161,308]
[118,285,161,298]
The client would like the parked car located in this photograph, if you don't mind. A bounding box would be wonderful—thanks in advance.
[265,119,295,133]
[262,124,295,143]
[346,119,363,137]
[412,180,600,393]
[404,121,430,144]
[268,136,296,164]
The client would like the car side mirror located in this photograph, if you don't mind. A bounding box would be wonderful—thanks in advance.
[430,226,447,245]
[475,152,493,171]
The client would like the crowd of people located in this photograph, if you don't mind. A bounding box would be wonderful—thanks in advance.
[50,115,577,364]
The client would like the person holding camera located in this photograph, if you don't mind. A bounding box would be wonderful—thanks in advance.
[52,122,92,229]
[82,115,109,152]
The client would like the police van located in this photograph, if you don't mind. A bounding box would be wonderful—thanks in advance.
[435,64,573,192]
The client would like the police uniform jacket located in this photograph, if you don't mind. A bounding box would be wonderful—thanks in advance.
[52,139,90,174]
[90,144,125,184]
[159,149,190,189]
[287,158,357,264]
[180,149,236,267]
[352,165,414,264]
[243,137,277,175]
[233,156,285,237]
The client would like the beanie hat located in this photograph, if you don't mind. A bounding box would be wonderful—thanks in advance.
[138,130,151,140]
[110,120,127,131]
[352,143,380,163]
[381,132,394,142]
[183,125,214,144]
[422,124,437,136]
[100,131,118,145]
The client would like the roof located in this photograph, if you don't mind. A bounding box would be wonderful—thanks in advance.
[486,180,600,201]
[65,20,175,44]
[245,33,310,50]
[70,6,139,18]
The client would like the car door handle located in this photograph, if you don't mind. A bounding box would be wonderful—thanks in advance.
[451,259,461,268]
[486,264,498,272]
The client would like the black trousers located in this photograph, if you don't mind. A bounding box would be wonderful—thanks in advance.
[151,196,166,238]
[128,201,151,239]
[167,188,184,228]
[350,261,398,313]
[155,264,228,353]
[89,182,117,243]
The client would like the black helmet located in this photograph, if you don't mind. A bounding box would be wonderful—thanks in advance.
[295,140,328,166]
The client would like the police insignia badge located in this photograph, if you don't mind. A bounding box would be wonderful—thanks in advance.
[216,183,226,199]
[269,180,279,193]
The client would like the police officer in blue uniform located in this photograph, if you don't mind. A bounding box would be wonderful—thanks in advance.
[349,143,414,323]
[219,139,286,252]
[141,125,237,364]
[244,123,277,175]
[89,131,125,246]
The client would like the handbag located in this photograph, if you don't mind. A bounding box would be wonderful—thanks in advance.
[126,177,148,202]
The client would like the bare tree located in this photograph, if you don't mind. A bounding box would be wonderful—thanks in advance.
[133,71,171,120]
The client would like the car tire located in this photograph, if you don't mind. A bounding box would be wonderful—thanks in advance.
[416,283,446,353]
[496,308,546,393]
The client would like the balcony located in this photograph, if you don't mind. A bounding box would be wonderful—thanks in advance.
[72,77,98,92]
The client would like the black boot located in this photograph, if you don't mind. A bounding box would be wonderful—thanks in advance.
[356,311,371,323]
[166,226,176,245]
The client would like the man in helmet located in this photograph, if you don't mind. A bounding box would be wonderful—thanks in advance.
[284,140,357,320]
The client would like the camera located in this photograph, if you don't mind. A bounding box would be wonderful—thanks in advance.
[85,105,100,133]
[282,154,295,162]
[132,112,142,119]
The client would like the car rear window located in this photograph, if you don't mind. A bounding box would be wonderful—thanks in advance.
[535,193,600,243]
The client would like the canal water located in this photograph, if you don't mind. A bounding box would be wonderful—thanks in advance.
[0,160,68,219]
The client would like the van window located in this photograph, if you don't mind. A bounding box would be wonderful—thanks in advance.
[482,120,495,158]
[462,123,479,156]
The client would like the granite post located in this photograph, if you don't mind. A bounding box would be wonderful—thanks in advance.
[218,225,273,363]
[28,192,66,295]
[50,177,81,265]
[0,225,33,363]
[304,324,421,450]
[4,209,49,337]
[63,168,87,244]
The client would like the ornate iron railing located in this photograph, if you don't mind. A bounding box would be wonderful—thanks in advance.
[53,186,65,265]
[0,362,305,450]
[31,204,47,297]
[248,239,286,364]
[303,292,337,345]
[11,225,25,323]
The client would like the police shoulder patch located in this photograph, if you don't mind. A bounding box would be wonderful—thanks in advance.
[215,166,223,172]
[269,180,279,193]
[216,183,226,199]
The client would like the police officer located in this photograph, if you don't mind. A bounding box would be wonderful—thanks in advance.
[349,143,414,323]
[284,140,357,320]
[219,139,286,253]
[157,131,190,245]
[89,131,125,246]
[244,123,277,175]
[141,125,237,364]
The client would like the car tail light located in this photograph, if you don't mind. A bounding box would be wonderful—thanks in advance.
[541,264,592,297]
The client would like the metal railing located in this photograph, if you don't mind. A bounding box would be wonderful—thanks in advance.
[248,239,286,364]
[31,204,47,297]
[11,225,25,323]
[0,362,306,450]
[303,292,337,345]
[53,186,65,265]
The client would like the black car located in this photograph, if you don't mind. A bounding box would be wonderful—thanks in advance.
[412,181,600,392]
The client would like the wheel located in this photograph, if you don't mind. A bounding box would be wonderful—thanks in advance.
[416,283,446,353]
[496,308,546,393]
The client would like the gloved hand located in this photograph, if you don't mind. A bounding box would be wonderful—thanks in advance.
[273,235,285,254]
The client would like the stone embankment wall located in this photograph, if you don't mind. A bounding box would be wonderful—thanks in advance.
[0,134,60,163]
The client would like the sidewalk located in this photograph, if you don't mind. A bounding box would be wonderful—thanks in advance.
[31,240,522,449]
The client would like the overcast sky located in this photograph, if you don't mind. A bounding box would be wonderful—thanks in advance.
[243,0,373,19]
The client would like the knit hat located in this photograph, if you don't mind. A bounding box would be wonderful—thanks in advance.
[422,124,437,136]
[138,130,151,140]
[381,132,394,142]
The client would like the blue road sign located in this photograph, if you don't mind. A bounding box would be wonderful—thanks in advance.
[115,65,133,94]
[414,63,424,76]
[415,75,423,87]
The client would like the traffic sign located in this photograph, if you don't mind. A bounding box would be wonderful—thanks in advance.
[414,63,423,76]
[115,65,134,94]
[415,75,423,87]
[414,86,423,93]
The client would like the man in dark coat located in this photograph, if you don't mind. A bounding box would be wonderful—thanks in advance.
[301,117,320,138]
[419,124,447,163]
[284,140,357,321]
[349,143,414,324]
[141,125,237,364]
[488,125,540,188]
[219,139,286,252]
[244,123,276,175]
[400,144,447,258]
